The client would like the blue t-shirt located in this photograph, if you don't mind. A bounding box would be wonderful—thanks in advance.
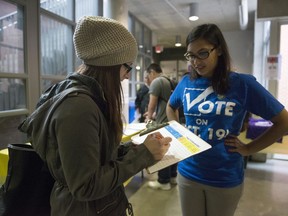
[169,72,284,187]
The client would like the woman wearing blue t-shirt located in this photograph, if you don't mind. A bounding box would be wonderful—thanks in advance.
[166,24,288,216]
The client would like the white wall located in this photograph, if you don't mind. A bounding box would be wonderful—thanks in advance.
[223,30,254,74]
[160,30,254,84]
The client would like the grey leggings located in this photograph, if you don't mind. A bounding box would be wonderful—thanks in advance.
[178,173,243,216]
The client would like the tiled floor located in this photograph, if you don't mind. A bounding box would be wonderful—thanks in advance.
[126,158,288,216]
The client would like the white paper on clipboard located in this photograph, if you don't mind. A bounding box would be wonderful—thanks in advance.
[131,120,211,173]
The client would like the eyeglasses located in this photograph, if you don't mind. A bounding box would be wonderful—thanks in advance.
[122,63,133,73]
[184,47,216,61]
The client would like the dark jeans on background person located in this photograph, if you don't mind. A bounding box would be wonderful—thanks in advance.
[158,164,178,184]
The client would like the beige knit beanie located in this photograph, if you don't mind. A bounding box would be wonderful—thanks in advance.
[73,16,138,66]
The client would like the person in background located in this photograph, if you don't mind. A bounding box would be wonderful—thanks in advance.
[134,71,150,123]
[166,23,288,216]
[145,63,178,190]
[19,16,171,216]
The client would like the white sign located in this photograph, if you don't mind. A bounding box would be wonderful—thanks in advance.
[265,55,281,80]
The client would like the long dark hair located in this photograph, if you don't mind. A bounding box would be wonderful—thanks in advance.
[186,24,231,95]
[77,64,123,144]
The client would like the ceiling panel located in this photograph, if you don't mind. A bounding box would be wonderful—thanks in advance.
[127,0,257,48]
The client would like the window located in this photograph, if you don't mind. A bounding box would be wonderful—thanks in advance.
[40,0,74,20]
[75,0,102,20]
[128,13,152,100]
[143,26,152,55]
[0,0,104,148]
[0,0,27,148]
[0,0,26,111]
[40,0,102,92]
[40,14,73,91]
[0,0,152,146]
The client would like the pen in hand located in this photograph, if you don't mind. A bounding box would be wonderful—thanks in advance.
[153,133,164,140]
[144,132,171,160]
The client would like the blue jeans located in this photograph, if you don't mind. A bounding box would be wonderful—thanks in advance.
[158,163,178,184]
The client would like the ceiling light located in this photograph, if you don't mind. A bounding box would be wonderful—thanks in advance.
[239,0,248,30]
[175,35,182,47]
[189,3,199,21]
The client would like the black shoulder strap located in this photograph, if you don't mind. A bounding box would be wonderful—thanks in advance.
[157,76,175,103]
[18,87,93,134]
[161,76,175,92]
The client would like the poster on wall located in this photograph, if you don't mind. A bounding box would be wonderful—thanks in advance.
[265,55,281,80]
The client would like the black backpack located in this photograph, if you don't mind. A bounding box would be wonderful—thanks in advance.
[0,143,54,216]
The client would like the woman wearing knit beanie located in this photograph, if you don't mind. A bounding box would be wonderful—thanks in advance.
[19,16,171,216]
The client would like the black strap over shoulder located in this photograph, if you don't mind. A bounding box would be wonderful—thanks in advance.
[161,76,176,94]
[18,86,93,133]
[158,76,176,103]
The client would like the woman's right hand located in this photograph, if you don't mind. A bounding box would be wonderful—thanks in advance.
[143,132,171,161]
